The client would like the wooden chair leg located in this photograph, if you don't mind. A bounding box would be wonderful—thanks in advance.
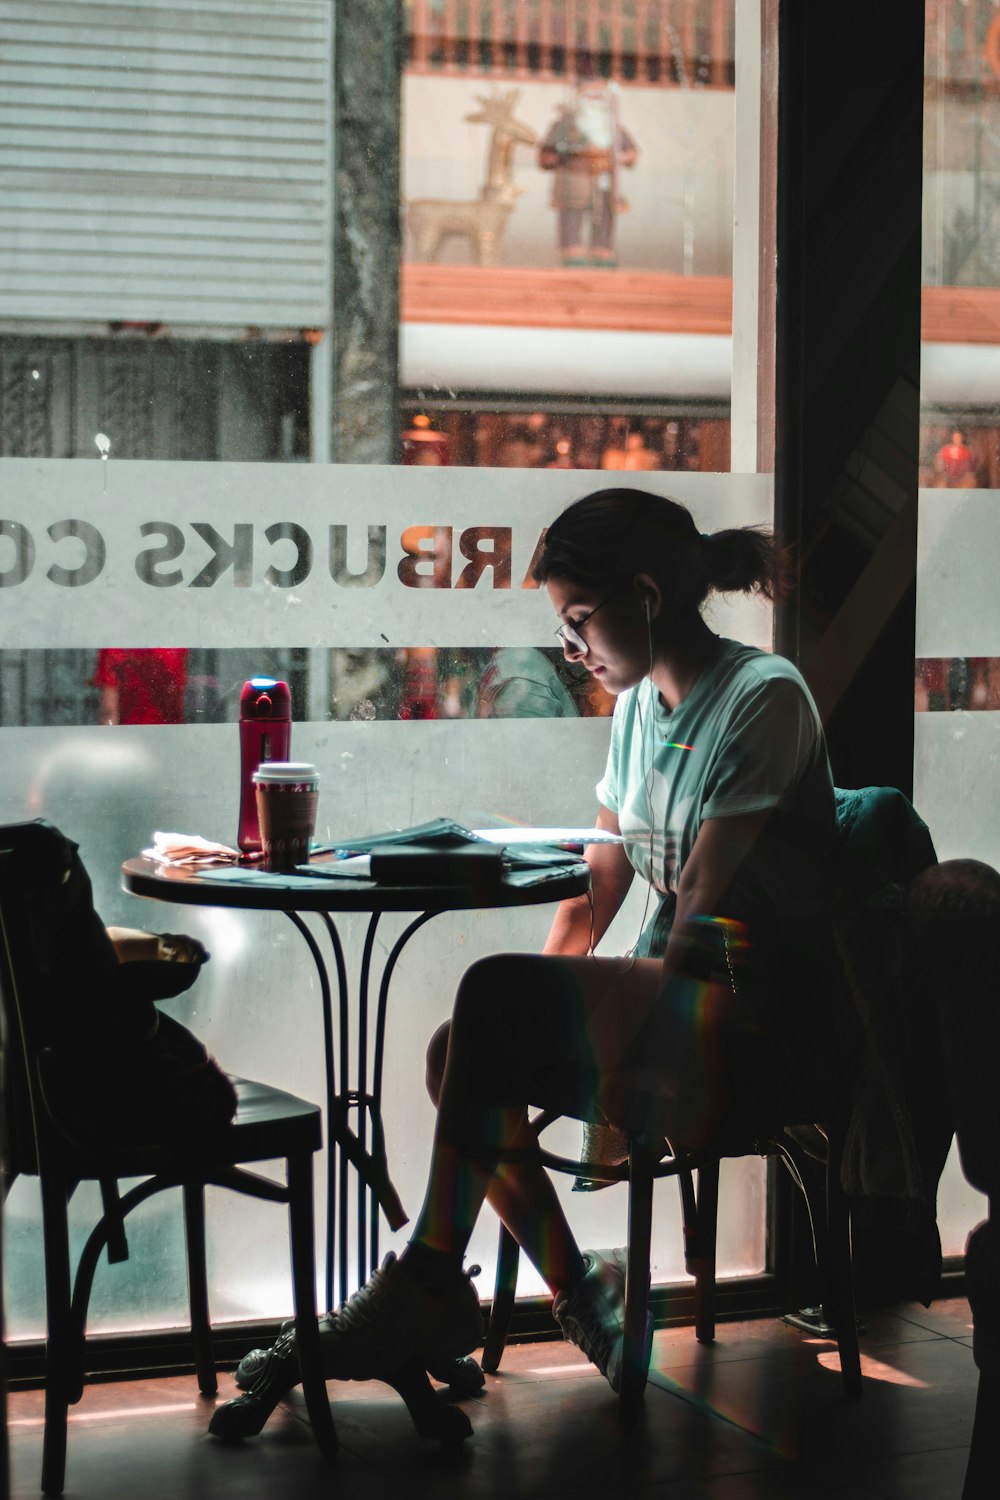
[691,1161,719,1344]
[620,1138,656,1423]
[824,1142,862,1398]
[39,1175,72,1497]
[482,1224,520,1374]
[288,1153,338,1459]
[182,1183,217,1396]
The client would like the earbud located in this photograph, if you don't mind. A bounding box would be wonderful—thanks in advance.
[644,597,651,622]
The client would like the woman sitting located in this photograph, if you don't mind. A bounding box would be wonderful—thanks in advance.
[221,485,858,1425]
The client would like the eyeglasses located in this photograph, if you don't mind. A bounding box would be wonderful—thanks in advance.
[555,596,615,654]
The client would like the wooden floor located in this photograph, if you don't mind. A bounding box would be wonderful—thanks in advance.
[7,1297,979,1499]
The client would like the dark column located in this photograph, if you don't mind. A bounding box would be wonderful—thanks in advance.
[774,3,925,797]
[331,1,402,464]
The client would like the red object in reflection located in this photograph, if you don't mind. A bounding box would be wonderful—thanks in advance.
[93,649,188,724]
[934,430,977,487]
[402,418,450,466]
[398,647,439,720]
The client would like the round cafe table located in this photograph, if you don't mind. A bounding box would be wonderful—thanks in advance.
[121,851,590,1311]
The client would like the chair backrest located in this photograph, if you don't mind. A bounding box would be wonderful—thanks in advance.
[2,819,239,1176]
[0,824,64,1177]
[0,820,157,1178]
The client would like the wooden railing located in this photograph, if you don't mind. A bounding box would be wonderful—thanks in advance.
[926,1,1000,88]
[404,0,735,88]
[406,2,1000,92]
[401,264,734,332]
[401,266,1000,347]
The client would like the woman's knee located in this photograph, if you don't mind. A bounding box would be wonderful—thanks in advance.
[427,955,550,1107]
[451,953,541,1034]
[425,1020,450,1105]
[446,953,564,1085]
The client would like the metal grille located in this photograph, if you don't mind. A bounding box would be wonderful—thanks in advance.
[404,0,736,87]
[0,337,293,460]
[0,0,334,327]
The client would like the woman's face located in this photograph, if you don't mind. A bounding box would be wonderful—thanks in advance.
[545,575,650,696]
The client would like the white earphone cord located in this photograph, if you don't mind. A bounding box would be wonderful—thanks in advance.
[620,595,656,964]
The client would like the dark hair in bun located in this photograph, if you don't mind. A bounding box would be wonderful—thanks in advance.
[700,526,788,601]
[534,487,789,610]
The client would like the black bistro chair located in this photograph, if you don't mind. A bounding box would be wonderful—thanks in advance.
[486,787,960,1417]
[481,1113,861,1419]
[0,820,336,1495]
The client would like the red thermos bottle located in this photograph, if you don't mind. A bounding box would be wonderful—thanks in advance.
[238,677,291,853]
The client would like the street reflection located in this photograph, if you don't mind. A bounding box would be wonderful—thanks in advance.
[916,657,1000,710]
[0,645,613,727]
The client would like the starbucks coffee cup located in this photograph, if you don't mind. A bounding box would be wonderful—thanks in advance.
[253,762,319,871]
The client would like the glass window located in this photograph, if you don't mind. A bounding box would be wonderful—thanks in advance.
[916,0,996,1256]
[2,0,775,1337]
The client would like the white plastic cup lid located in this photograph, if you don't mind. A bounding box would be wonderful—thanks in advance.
[253,761,319,784]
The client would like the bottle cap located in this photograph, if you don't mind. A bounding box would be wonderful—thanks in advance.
[240,677,291,718]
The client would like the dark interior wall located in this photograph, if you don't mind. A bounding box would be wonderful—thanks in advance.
[774,1,926,797]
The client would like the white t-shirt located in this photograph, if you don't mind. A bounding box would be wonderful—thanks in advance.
[596,639,835,931]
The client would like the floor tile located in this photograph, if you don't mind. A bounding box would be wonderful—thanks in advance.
[6,1302,982,1500]
[334,1369,781,1496]
[650,1332,978,1471]
[633,1475,884,1500]
[648,1305,944,1379]
[850,1444,974,1500]
[887,1297,975,1342]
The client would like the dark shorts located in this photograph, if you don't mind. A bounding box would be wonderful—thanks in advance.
[506,911,856,1140]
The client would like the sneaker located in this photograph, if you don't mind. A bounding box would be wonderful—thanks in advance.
[235,1318,486,1397]
[209,1326,300,1440]
[235,1341,275,1391]
[552,1249,631,1392]
[319,1253,484,1381]
[235,1317,331,1390]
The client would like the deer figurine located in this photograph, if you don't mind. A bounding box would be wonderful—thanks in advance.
[406,89,537,266]
[407,180,526,266]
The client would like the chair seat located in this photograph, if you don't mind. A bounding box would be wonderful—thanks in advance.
[214,1075,324,1164]
[48,1075,322,1182]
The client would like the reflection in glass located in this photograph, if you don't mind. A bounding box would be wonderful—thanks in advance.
[537,70,639,269]
[915,657,1000,712]
[0,0,769,1339]
[921,5,1000,483]
[0,647,613,727]
[93,649,188,726]
[403,3,735,276]
[399,403,727,471]
[918,3,999,1255]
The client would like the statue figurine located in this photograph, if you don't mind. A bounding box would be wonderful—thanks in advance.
[538,73,638,268]
[405,90,536,266]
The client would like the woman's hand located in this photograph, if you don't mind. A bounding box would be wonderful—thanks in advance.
[107,927,209,967]
[542,805,634,957]
[156,932,210,966]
